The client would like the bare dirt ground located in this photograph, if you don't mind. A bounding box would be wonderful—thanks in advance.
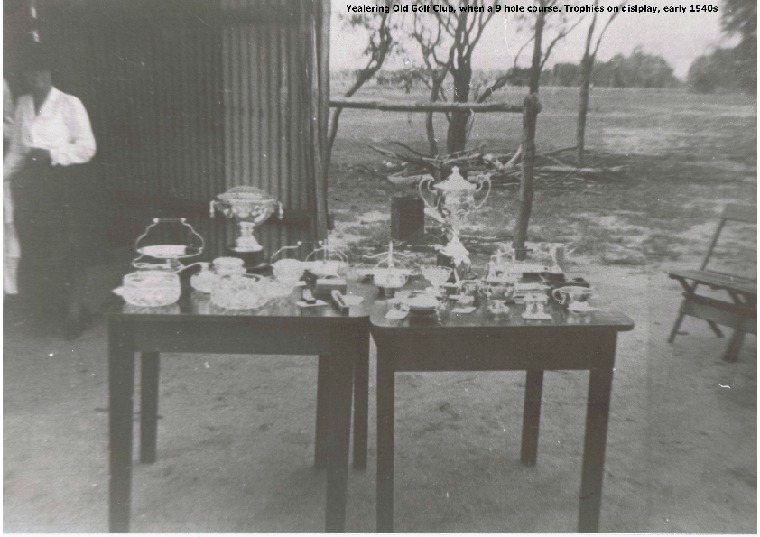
[3,86,756,532]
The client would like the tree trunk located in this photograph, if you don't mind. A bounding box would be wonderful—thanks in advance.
[512,9,545,261]
[446,61,472,154]
[425,111,438,160]
[577,11,598,169]
[426,74,444,159]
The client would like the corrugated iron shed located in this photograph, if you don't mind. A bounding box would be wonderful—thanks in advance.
[14,0,330,258]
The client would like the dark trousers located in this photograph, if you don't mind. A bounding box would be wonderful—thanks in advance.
[12,160,106,316]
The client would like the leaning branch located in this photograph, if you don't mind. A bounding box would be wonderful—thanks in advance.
[540,15,584,70]
[591,1,626,59]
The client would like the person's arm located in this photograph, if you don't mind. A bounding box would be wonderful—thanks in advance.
[50,96,96,166]
[3,79,13,144]
[3,103,28,181]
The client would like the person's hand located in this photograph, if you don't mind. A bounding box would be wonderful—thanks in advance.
[26,147,51,165]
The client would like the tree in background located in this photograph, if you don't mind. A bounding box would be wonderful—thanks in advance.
[590,52,679,88]
[409,1,496,156]
[688,47,743,93]
[687,0,755,94]
[721,0,754,93]
[576,0,624,166]
[325,6,399,178]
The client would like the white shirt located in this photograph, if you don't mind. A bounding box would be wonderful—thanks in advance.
[3,87,96,181]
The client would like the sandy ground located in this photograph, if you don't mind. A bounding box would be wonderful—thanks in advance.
[3,257,756,533]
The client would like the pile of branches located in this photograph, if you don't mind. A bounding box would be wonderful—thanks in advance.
[362,143,626,188]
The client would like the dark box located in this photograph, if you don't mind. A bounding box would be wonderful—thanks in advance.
[391,195,424,243]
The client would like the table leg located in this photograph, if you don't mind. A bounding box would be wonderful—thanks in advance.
[723,330,746,362]
[352,336,369,470]
[578,366,614,533]
[314,355,330,469]
[376,346,395,533]
[108,319,136,533]
[140,352,160,464]
[520,369,543,466]
[324,335,355,532]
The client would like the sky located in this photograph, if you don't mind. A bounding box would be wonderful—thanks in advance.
[330,0,738,78]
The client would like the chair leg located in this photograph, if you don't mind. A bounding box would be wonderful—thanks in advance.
[723,330,746,362]
[668,310,686,343]
[707,321,725,339]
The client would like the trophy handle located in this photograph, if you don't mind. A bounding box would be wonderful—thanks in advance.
[473,175,491,209]
[418,176,437,209]
[251,212,269,226]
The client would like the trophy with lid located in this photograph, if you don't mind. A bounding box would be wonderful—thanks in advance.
[419,166,491,276]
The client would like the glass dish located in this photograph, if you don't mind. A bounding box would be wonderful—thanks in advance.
[273,258,306,285]
[114,271,181,308]
[210,274,292,310]
[373,268,410,290]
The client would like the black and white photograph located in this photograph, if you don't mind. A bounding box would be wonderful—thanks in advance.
[3,0,756,533]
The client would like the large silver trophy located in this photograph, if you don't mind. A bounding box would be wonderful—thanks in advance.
[419,166,491,264]
[210,186,282,253]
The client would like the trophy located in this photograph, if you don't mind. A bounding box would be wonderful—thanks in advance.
[419,166,491,265]
[210,186,282,254]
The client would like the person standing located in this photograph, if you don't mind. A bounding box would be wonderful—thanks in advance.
[4,77,21,299]
[4,45,101,339]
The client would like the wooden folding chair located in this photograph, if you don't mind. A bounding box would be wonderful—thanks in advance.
[667,204,756,362]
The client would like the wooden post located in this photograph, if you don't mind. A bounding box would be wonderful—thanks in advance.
[513,94,540,261]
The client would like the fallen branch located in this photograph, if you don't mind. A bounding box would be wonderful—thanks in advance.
[354,164,388,179]
[541,152,575,168]
[387,141,431,159]
[388,172,430,185]
[543,145,577,157]
[535,165,625,173]
[506,144,523,167]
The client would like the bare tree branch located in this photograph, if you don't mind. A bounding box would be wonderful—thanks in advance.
[591,1,626,59]
[470,10,495,52]
[540,15,584,70]
[476,73,510,103]
[513,35,533,70]
[325,8,397,177]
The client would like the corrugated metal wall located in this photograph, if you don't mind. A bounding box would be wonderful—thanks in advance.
[221,0,314,255]
[32,0,325,260]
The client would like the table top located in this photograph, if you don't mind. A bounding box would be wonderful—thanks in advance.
[370,285,634,335]
[668,269,757,296]
[109,276,635,334]
[109,282,376,324]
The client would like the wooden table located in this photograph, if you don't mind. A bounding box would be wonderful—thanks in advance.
[370,294,634,532]
[107,285,373,532]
